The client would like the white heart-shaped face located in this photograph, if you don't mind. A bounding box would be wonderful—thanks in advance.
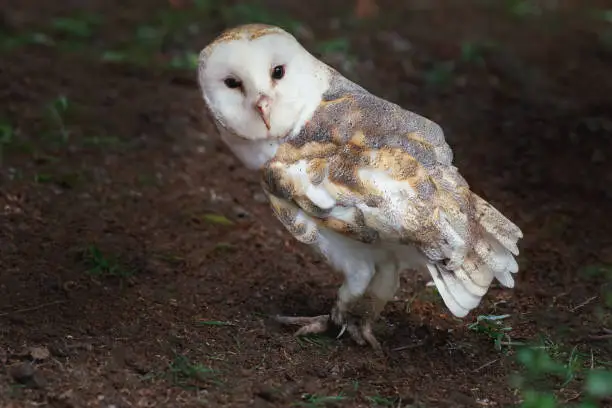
[198,25,330,144]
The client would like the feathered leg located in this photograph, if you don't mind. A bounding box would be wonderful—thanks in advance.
[276,262,400,350]
[329,279,381,349]
[337,258,399,350]
[275,265,380,348]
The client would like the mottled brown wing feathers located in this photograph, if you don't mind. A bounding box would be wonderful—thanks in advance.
[262,72,474,267]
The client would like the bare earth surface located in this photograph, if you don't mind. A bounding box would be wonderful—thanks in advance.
[1,0,611,407]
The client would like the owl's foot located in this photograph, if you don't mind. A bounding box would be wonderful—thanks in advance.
[274,314,330,336]
[274,311,381,351]
[331,306,382,351]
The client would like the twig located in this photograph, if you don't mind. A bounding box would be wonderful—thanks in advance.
[587,334,612,341]
[0,300,66,317]
[498,341,526,347]
[391,342,424,352]
[569,295,597,312]
[474,358,499,372]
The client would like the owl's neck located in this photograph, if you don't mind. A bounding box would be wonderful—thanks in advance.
[219,128,280,170]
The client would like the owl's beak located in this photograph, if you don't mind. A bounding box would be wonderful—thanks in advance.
[255,95,271,130]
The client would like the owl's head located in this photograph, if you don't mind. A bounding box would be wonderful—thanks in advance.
[198,24,329,141]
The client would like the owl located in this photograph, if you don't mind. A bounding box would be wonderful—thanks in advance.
[197,24,523,350]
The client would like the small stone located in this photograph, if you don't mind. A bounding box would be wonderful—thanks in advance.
[253,193,268,203]
[30,346,50,361]
[233,205,249,218]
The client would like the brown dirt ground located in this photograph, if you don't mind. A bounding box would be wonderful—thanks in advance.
[1,0,612,407]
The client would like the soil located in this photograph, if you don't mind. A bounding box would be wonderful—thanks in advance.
[1,0,611,407]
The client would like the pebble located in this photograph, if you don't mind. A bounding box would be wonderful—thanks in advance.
[29,346,50,361]
[253,193,268,203]
[233,205,250,218]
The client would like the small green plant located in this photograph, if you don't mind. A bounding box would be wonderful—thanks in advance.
[83,245,133,279]
[168,51,199,70]
[154,252,184,265]
[197,213,234,226]
[81,135,124,148]
[460,40,498,65]
[365,395,398,406]
[33,173,53,183]
[0,120,14,166]
[296,334,332,349]
[601,9,612,24]
[513,345,612,408]
[100,50,131,63]
[50,14,102,39]
[294,393,346,407]
[315,38,351,56]
[506,0,543,17]
[580,265,612,311]
[0,31,54,52]
[45,95,70,143]
[101,20,197,68]
[468,314,524,352]
[33,170,85,188]
[423,61,455,89]
[167,354,217,390]
[195,320,234,327]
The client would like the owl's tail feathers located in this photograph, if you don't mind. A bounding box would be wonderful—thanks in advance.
[427,193,523,318]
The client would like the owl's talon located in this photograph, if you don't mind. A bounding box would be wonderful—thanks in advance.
[274,313,380,349]
[336,322,348,339]
[360,320,382,351]
[332,309,382,350]
[341,319,382,350]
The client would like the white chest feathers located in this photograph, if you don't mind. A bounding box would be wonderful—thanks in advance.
[218,128,280,170]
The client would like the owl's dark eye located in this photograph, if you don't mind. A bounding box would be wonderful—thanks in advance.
[271,65,285,80]
[224,77,242,89]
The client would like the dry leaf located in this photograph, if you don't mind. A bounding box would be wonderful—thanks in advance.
[30,346,50,361]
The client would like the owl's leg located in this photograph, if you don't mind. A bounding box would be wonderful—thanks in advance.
[332,259,400,350]
[329,265,382,349]
[275,264,377,344]
[366,258,400,321]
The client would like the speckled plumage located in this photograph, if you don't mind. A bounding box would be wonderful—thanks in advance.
[262,70,522,318]
[198,24,523,349]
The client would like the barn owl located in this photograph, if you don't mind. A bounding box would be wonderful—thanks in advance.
[197,24,523,350]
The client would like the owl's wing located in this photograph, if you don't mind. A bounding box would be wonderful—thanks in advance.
[261,76,522,317]
[262,134,470,266]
